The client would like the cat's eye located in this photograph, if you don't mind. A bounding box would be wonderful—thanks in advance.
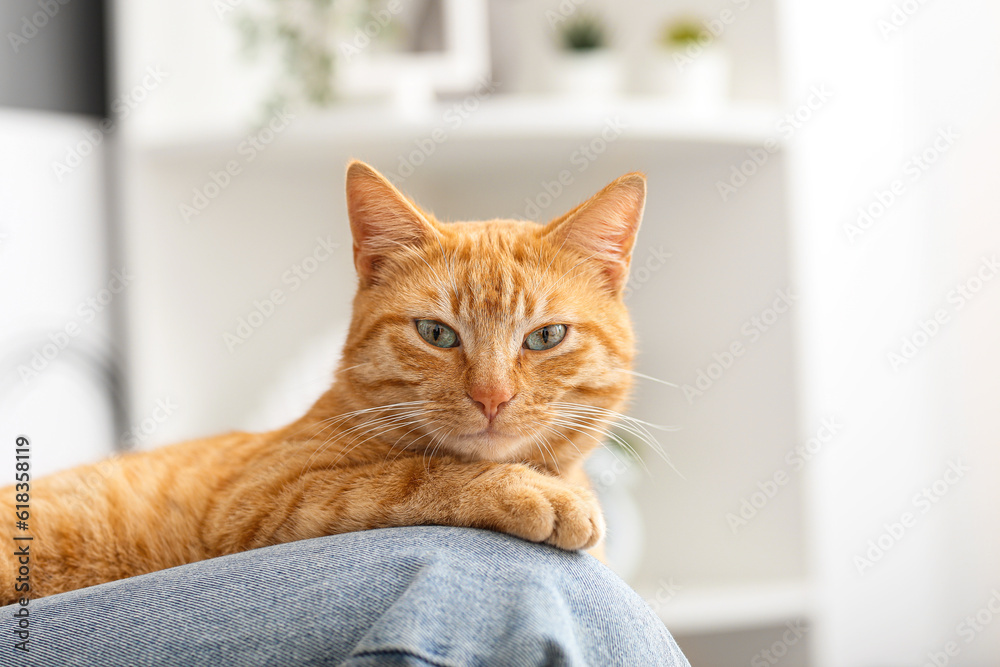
[524,324,567,351]
[416,319,460,348]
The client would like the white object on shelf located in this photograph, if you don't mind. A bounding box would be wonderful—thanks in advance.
[335,0,491,104]
[650,47,732,110]
[550,51,622,99]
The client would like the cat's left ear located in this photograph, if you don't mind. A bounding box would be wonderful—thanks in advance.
[345,160,437,286]
[544,172,646,293]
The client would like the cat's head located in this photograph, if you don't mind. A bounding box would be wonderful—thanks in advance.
[335,161,644,469]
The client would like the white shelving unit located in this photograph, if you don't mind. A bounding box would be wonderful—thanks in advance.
[100,1,1000,664]
[111,1,811,664]
[133,97,783,159]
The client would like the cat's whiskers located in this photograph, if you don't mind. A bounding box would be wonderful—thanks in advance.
[290,400,429,445]
[538,423,585,462]
[527,430,549,470]
[328,403,450,467]
[550,408,684,480]
[544,419,633,473]
[551,417,653,477]
[551,404,667,465]
[552,409,676,479]
[612,367,680,389]
[551,407,665,457]
[421,425,452,475]
[300,404,435,473]
[303,413,426,475]
[382,420,434,467]
[386,419,439,465]
[551,400,678,437]
[322,410,440,466]
[330,418,435,470]
[261,367,380,444]
[302,407,428,460]
[319,400,430,424]
[547,416,651,474]
[529,429,560,474]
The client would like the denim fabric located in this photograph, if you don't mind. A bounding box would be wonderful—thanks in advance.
[3,527,689,666]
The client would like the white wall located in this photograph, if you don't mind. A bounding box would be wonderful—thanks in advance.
[779,0,1000,663]
[0,110,116,482]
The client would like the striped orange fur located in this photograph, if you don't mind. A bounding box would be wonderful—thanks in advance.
[0,161,646,603]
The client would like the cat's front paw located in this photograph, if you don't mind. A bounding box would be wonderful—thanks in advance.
[477,467,606,551]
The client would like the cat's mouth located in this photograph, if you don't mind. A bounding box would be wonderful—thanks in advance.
[445,426,530,462]
[456,426,515,440]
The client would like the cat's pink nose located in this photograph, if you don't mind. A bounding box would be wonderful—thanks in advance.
[469,386,514,422]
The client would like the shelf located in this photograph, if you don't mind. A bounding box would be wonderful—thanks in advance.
[641,580,813,636]
[126,95,783,163]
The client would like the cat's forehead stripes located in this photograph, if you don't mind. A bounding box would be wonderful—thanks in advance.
[422,222,569,344]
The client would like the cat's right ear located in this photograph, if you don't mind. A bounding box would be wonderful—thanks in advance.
[345,160,436,286]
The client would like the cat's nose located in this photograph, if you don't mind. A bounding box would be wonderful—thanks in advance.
[469,386,515,422]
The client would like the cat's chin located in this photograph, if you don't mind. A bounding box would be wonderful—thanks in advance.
[445,429,531,462]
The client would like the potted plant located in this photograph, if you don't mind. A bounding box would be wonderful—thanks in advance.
[551,14,620,98]
[650,17,731,108]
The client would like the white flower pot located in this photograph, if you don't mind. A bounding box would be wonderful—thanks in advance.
[650,46,731,109]
[551,50,621,99]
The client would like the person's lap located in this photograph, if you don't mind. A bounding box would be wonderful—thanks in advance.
[4,526,689,666]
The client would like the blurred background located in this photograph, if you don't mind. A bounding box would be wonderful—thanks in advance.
[2,0,999,664]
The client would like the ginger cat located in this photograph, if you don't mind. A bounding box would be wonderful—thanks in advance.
[0,161,646,604]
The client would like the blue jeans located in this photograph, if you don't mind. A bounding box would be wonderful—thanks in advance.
[4,527,689,666]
